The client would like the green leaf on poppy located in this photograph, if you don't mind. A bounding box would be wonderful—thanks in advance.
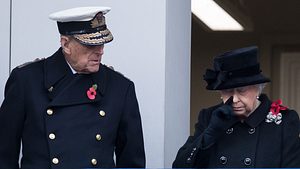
[92,84,98,90]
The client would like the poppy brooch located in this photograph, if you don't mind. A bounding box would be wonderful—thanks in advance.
[265,99,287,125]
[87,84,97,100]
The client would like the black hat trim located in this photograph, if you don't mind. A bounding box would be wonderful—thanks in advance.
[204,64,261,90]
[57,22,107,35]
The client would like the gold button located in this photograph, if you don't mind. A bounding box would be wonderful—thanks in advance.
[49,133,56,140]
[91,158,97,165]
[48,86,54,92]
[96,134,102,141]
[52,158,59,164]
[99,110,105,117]
[47,109,53,115]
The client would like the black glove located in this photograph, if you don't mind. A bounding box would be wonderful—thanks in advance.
[201,96,239,149]
[208,96,238,131]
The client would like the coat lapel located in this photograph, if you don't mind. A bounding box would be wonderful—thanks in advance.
[44,49,108,106]
[244,94,271,128]
[44,48,73,100]
[48,74,100,106]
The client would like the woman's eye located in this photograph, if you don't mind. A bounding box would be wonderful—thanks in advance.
[237,88,247,93]
[222,90,233,94]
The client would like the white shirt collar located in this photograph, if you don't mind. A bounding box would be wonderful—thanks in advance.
[65,59,78,74]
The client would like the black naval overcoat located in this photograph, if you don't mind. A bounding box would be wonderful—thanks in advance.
[0,48,145,169]
[173,94,300,168]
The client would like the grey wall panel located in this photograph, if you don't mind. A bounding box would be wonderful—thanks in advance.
[165,0,191,167]
[0,0,11,102]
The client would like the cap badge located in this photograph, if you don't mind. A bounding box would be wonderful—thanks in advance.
[91,13,105,28]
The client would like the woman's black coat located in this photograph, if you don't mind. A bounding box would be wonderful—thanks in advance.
[173,94,300,168]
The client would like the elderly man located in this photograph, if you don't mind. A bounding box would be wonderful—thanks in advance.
[0,7,145,168]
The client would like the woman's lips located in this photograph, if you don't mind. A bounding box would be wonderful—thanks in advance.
[233,107,243,111]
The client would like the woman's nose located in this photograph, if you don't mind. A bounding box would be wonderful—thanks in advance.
[232,94,239,103]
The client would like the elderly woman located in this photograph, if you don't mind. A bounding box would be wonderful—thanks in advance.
[173,46,300,168]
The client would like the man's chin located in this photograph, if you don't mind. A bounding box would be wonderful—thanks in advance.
[89,68,99,73]
[80,67,99,74]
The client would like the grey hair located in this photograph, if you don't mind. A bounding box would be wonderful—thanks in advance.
[256,83,266,95]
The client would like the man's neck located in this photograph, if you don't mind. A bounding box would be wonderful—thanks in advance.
[65,59,77,74]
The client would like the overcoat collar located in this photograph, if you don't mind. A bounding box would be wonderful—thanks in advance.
[44,48,108,106]
[44,48,71,90]
[244,94,271,128]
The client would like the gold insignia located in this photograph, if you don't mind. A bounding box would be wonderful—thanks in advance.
[73,29,113,45]
[91,13,105,28]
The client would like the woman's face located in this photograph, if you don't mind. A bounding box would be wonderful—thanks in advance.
[220,85,260,118]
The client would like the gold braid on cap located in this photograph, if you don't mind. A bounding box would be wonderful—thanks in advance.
[73,29,113,44]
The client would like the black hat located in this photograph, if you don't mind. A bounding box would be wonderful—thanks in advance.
[49,7,113,46]
[203,46,270,90]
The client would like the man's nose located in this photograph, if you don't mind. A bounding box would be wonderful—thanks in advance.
[94,45,104,54]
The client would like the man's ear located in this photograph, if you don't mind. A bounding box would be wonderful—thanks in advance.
[60,35,72,55]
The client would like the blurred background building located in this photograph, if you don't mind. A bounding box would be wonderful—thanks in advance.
[191,0,300,133]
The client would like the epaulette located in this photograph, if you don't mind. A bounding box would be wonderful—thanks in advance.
[17,58,45,68]
[104,64,129,80]
[107,65,115,71]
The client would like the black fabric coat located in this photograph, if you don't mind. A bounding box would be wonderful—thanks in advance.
[173,94,300,168]
[0,48,145,169]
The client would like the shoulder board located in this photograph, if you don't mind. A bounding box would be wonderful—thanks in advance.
[104,64,129,79]
[17,58,45,68]
[107,65,114,70]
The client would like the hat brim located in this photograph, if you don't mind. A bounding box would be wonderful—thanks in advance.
[73,28,113,46]
[206,74,271,90]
